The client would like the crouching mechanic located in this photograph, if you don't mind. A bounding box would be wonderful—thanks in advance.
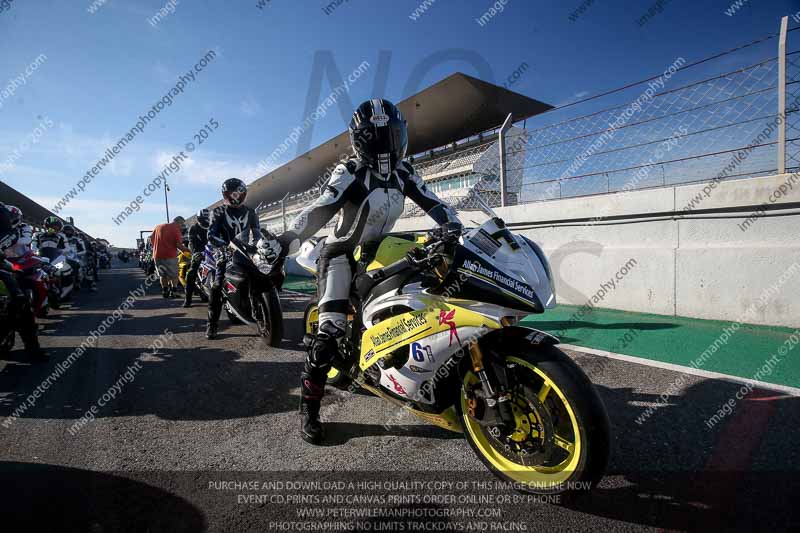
[183,208,210,308]
[205,178,260,339]
[268,99,461,444]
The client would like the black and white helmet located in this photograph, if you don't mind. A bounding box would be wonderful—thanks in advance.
[196,208,211,229]
[221,178,247,207]
[349,99,408,176]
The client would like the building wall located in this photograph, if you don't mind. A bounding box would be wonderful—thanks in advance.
[391,173,800,327]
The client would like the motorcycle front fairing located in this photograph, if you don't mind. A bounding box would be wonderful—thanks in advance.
[223,241,279,323]
[448,219,556,314]
[224,259,253,322]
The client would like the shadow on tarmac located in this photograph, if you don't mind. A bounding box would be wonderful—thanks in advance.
[565,380,800,530]
[0,461,206,532]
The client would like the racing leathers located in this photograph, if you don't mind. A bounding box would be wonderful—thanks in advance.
[206,204,260,334]
[31,230,66,253]
[276,158,459,436]
[64,234,87,288]
[3,224,33,259]
[0,208,44,359]
[83,236,99,285]
[183,223,209,306]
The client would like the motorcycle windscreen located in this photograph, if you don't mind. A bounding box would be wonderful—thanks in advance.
[442,247,544,313]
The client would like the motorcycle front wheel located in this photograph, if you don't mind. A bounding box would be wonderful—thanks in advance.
[458,344,610,496]
[225,304,244,325]
[255,288,283,347]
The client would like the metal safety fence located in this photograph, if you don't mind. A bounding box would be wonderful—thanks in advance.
[495,16,800,206]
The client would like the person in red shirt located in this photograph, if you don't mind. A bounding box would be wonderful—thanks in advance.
[151,216,189,298]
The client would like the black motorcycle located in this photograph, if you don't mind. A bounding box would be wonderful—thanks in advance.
[218,234,284,347]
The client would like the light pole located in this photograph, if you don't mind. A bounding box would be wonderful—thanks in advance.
[164,177,171,222]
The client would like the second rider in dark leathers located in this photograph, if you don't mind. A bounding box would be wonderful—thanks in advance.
[205,179,261,339]
[183,208,210,308]
[270,99,461,444]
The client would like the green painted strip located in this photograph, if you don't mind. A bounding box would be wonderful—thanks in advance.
[523,305,800,388]
[282,275,316,294]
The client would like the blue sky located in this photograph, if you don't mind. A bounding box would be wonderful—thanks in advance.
[0,0,795,245]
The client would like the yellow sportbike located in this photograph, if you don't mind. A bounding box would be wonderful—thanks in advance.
[297,216,610,496]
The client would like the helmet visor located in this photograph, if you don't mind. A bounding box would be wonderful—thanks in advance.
[351,118,408,172]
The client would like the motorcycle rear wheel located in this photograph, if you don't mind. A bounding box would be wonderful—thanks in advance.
[458,345,609,496]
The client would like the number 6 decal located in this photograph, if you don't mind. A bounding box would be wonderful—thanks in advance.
[411,342,425,362]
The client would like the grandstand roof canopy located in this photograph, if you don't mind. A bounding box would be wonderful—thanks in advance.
[209,72,552,211]
[0,181,97,239]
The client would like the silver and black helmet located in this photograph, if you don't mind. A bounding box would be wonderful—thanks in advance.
[349,99,408,176]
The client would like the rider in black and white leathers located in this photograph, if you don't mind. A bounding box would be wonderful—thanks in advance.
[0,204,46,360]
[205,178,261,338]
[31,229,66,253]
[274,98,460,444]
[63,224,88,290]
[278,157,458,326]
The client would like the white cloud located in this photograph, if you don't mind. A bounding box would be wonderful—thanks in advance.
[31,195,195,246]
[165,153,269,186]
[554,90,591,107]
[240,96,263,117]
[153,61,173,83]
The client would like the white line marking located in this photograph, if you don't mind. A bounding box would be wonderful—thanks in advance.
[282,289,313,298]
[562,343,800,397]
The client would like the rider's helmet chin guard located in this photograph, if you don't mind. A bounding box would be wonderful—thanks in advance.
[44,215,63,235]
[349,98,408,177]
[221,178,248,207]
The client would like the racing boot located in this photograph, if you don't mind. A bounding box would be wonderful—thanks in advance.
[299,371,326,444]
[298,325,340,444]
[16,301,48,362]
[183,273,195,308]
[206,288,223,339]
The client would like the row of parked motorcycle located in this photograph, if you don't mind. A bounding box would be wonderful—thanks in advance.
[3,212,113,320]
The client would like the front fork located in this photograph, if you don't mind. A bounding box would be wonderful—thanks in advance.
[468,342,516,433]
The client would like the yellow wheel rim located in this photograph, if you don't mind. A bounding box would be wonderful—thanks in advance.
[461,356,582,489]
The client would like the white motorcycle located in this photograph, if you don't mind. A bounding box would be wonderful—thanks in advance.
[298,203,610,495]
